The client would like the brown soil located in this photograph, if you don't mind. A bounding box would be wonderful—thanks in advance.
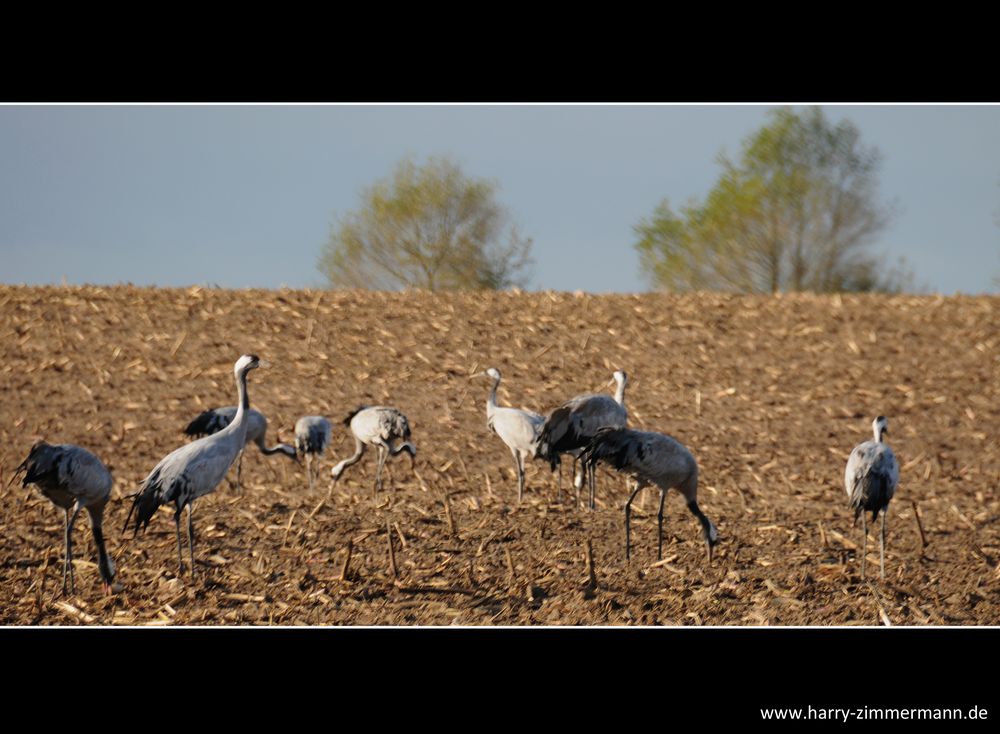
[1,286,998,625]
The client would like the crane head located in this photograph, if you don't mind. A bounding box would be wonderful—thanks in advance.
[606,370,627,392]
[873,415,889,441]
[484,367,501,381]
[234,354,262,376]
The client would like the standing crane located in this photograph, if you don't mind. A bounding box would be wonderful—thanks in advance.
[295,415,332,491]
[844,415,899,580]
[581,426,718,563]
[330,405,416,500]
[14,442,119,595]
[184,406,296,492]
[125,354,263,575]
[537,370,628,509]
[479,367,544,503]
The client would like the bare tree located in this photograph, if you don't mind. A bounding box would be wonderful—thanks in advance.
[635,107,908,293]
[319,156,532,290]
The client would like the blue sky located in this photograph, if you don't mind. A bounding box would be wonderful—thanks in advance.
[1,104,997,293]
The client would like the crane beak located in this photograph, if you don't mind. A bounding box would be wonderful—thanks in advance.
[258,359,271,369]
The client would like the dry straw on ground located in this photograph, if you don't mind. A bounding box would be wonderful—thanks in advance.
[0,286,997,625]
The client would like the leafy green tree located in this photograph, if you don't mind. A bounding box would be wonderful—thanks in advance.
[319,156,532,290]
[635,107,908,293]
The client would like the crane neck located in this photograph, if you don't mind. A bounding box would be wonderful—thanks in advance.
[614,379,627,406]
[228,367,251,440]
[487,375,501,411]
[874,426,885,443]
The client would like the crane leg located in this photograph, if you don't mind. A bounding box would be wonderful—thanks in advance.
[574,458,581,508]
[187,503,195,578]
[63,508,71,594]
[306,454,313,492]
[557,461,563,502]
[174,508,184,575]
[519,453,526,504]
[63,505,83,594]
[374,446,387,500]
[236,449,244,494]
[512,450,524,504]
[623,482,644,562]
[880,511,887,580]
[585,465,597,510]
[656,488,667,560]
[861,513,868,580]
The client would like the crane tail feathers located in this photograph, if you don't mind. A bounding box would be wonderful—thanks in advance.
[580,427,631,472]
[124,474,167,536]
[297,426,327,455]
[538,406,599,470]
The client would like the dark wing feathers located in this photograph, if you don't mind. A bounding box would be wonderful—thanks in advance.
[580,427,636,473]
[394,411,411,440]
[298,423,327,454]
[184,408,232,437]
[537,406,581,470]
[123,467,191,535]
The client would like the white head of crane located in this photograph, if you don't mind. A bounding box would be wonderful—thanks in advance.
[609,370,628,405]
[872,415,889,442]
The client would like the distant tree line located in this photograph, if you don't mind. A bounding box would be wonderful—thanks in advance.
[319,108,912,293]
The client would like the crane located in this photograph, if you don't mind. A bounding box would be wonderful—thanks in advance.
[124,354,262,575]
[295,415,332,491]
[537,370,628,509]
[479,367,544,503]
[15,442,118,595]
[581,426,718,562]
[330,405,416,500]
[844,415,899,580]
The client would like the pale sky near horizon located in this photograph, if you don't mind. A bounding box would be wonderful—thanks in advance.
[1,104,998,294]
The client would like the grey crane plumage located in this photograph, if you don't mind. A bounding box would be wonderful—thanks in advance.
[330,405,416,500]
[480,368,545,503]
[184,405,296,491]
[125,354,262,575]
[581,426,718,562]
[844,415,899,580]
[15,442,118,595]
[537,370,628,509]
[295,415,333,491]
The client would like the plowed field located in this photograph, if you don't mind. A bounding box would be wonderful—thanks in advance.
[1,286,997,625]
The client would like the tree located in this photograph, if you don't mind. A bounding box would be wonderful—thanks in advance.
[635,107,908,293]
[319,156,532,290]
